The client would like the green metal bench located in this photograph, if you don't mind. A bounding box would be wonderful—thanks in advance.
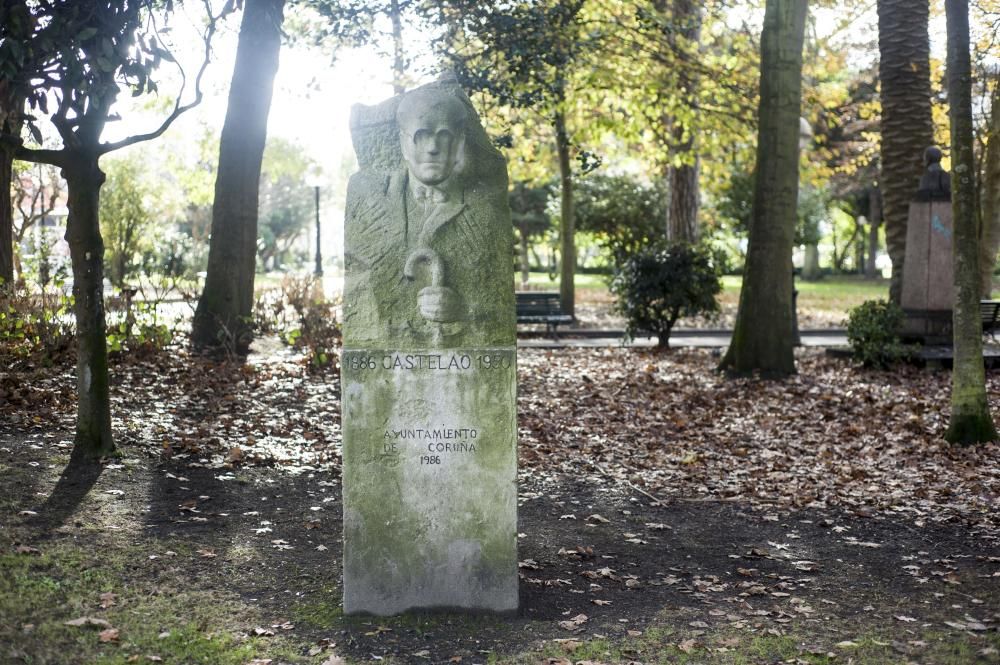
[981,300,1000,339]
[515,291,573,337]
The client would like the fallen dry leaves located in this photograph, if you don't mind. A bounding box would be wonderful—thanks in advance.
[517,348,1000,538]
[5,342,1000,543]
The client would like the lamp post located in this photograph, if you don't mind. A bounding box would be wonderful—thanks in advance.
[306,172,324,277]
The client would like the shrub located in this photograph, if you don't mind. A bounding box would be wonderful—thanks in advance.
[254,276,341,371]
[105,297,174,356]
[0,283,75,365]
[846,299,912,368]
[610,242,722,348]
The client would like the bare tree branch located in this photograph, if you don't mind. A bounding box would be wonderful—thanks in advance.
[98,0,220,155]
[14,145,67,168]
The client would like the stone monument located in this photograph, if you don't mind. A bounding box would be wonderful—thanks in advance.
[902,146,953,342]
[340,80,517,615]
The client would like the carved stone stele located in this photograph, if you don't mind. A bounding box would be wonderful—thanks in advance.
[341,80,518,615]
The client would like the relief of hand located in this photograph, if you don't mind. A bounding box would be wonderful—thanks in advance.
[417,285,462,323]
[404,247,464,323]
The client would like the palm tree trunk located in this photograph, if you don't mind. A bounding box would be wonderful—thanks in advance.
[944,0,996,444]
[719,0,808,377]
[877,0,934,304]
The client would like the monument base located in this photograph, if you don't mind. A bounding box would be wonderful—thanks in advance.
[341,348,518,616]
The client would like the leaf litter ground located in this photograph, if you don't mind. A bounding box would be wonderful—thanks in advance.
[2,340,1000,664]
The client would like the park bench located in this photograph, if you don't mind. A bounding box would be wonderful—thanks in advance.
[982,300,1000,340]
[515,291,574,337]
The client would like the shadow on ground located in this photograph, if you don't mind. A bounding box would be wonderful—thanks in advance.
[3,434,999,664]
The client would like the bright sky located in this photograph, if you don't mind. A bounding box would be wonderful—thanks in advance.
[105,5,437,183]
[100,4,438,259]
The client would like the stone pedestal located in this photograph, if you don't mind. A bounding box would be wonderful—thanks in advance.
[901,200,953,342]
[340,81,517,615]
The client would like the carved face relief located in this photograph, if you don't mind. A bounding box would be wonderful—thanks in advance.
[398,96,466,187]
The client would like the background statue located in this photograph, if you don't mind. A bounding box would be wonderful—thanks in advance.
[915,145,951,201]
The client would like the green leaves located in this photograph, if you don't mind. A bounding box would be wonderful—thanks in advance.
[573,174,666,264]
[610,241,723,347]
[846,299,913,368]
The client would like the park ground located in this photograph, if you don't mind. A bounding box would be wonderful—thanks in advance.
[3,277,1000,665]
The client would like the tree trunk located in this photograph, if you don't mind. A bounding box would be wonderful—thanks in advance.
[877,0,934,304]
[390,0,405,95]
[63,155,115,457]
[856,226,866,275]
[192,0,285,353]
[668,157,699,242]
[802,243,820,280]
[519,230,530,289]
[944,0,997,444]
[979,79,1000,298]
[866,187,882,277]
[662,0,702,243]
[0,144,15,287]
[0,91,24,288]
[554,108,575,317]
[719,0,807,377]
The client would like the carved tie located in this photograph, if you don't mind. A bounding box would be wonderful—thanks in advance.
[414,185,448,203]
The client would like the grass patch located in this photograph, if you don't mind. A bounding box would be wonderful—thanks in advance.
[721,274,890,318]
[517,272,890,321]
[292,595,344,628]
[0,541,309,665]
[517,271,609,290]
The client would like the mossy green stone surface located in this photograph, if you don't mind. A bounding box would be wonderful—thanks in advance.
[342,350,517,614]
[341,81,517,615]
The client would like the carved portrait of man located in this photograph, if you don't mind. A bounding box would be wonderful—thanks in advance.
[343,82,515,349]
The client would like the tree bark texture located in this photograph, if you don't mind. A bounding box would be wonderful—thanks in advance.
[0,92,24,288]
[390,0,405,95]
[0,145,16,287]
[719,0,807,377]
[519,231,530,289]
[192,0,285,353]
[944,0,997,444]
[0,0,28,288]
[802,244,820,279]
[866,187,882,278]
[877,0,934,304]
[63,156,115,457]
[662,0,702,243]
[668,157,699,242]
[979,79,1000,298]
[554,109,575,317]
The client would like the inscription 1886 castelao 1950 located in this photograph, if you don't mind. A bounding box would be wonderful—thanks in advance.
[347,351,512,371]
